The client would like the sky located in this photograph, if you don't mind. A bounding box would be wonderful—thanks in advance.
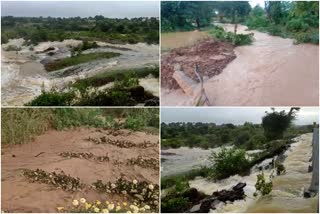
[161,107,319,126]
[1,1,159,18]
[249,0,265,7]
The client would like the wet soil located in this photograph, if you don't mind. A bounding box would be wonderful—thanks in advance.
[1,127,159,212]
[161,39,236,89]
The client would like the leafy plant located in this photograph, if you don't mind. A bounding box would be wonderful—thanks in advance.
[254,172,273,196]
[209,147,251,179]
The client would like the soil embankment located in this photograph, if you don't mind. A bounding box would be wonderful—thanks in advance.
[1,127,159,212]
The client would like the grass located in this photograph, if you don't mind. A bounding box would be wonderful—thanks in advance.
[44,52,121,71]
[72,66,159,91]
[1,108,159,145]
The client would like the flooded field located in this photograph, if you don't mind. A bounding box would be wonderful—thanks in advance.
[161,31,209,51]
[2,39,159,106]
[161,24,319,106]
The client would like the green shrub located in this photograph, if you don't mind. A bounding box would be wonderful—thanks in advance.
[254,172,273,196]
[161,197,190,213]
[26,90,75,106]
[209,147,251,179]
[207,26,253,46]
[286,18,309,32]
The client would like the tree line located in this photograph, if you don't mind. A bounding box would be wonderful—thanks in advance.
[2,16,159,45]
[161,108,314,150]
[161,1,319,44]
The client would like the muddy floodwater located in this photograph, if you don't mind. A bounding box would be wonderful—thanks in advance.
[161,31,209,51]
[161,24,319,106]
[1,39,159,106]
[184,133,317,213]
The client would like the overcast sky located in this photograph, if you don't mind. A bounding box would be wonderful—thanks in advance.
[1,1,159,18]
[161,107,319,125]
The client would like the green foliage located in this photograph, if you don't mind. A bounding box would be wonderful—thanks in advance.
[254,172,273,196]
[1,16,159,44]
[25,89,75,106]
[262,108,300,140]
[1,108,159,145]
[1,108,53,145]
[207,26,253,46]
[161,1,251,32]
[52,108,105,130]
[245,1,319,44]
[161,197,190,213]
[72,66,159,91]
[124,115,145,131]
[209,147,251,179]
[45,52,121,71]
[276,163,286,175]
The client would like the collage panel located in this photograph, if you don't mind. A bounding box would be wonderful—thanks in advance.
[1,1,159,107]
[161,107,319,213]
[1,108,160,213]
[160,1,319,106]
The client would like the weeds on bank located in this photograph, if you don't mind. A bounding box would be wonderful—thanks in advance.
[45,52,121,72]
[1,108,159,145]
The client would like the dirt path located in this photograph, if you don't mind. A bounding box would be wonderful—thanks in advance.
[161,24,319,106]
[1,127,159,212]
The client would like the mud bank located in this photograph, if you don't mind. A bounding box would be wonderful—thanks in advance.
[2,39,159,106]
[1,128,159,212]
[161,24,319,106]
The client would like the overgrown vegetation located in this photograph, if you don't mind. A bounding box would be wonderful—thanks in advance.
[72,67,159,91]
[161,1,319,44]
[245,2,319,44]
[26,67,159,106]
[44,52,121,72]
[1,108,159,145]
[207,26,253,46]
[2,16,159,45]
[161,110,309,150]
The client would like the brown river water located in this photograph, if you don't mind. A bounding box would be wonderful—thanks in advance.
[161,24,319,106]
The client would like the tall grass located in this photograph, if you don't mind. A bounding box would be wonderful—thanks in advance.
[1,108,159,145]
[1,108,53,145]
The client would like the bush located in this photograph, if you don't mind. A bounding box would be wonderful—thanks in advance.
[208,26,253,46]
[161,197,190,213]
[254,172,273,196]
[26,90,75,106]
[286,18,309,32]
[209,147,251,179]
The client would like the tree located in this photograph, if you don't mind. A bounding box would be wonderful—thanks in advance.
[262,107,300,140]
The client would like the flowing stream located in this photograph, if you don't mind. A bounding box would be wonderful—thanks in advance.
[1,39,159,106]
[184,133,317,213]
